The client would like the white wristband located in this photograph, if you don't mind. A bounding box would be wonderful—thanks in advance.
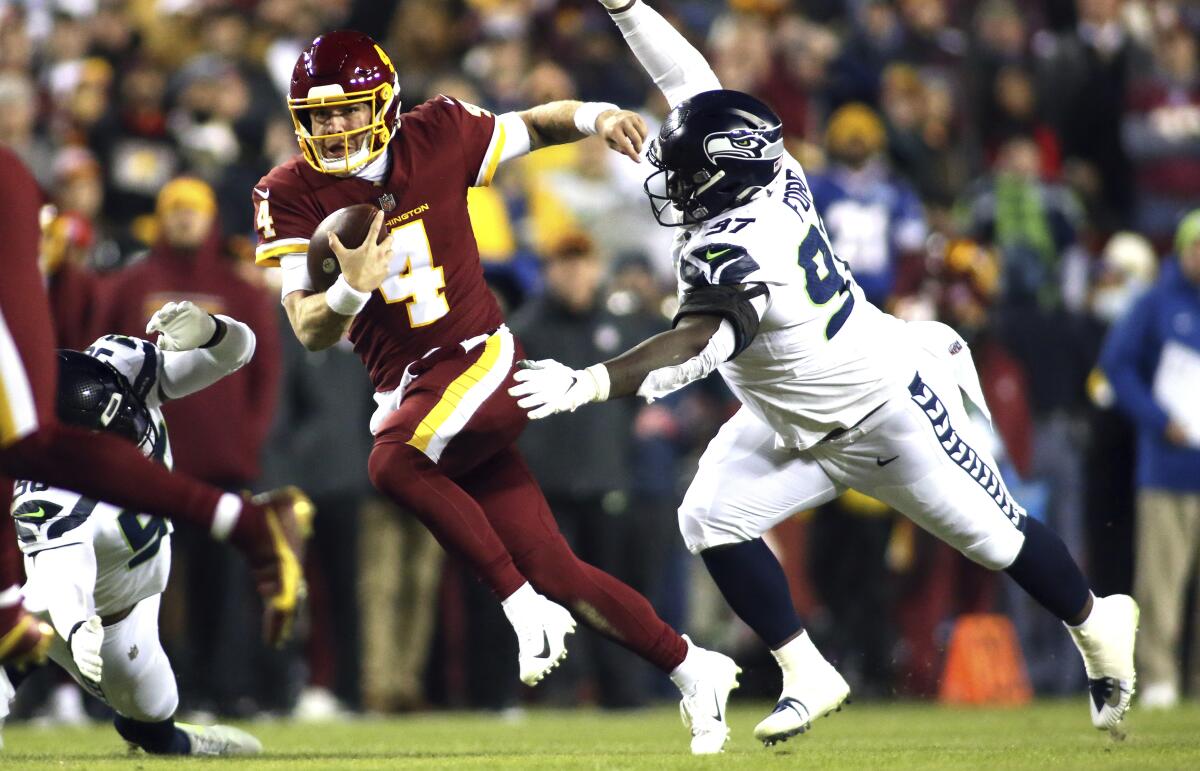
[584,363,611,402]
[574,102,620,136]
[325,274,372,316]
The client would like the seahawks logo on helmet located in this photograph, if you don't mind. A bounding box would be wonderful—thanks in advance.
[704,125,783,164]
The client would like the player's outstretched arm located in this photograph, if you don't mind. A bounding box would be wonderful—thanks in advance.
[517,101,648,161]
[509,314,724,419]
[145,301,257,400]
[599,0,722,109]
[282,210,393,351]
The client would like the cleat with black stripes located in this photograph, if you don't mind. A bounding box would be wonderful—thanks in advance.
[1068,594,1139,736]
[755,664,850,747]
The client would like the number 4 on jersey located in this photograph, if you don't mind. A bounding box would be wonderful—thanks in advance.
[380,220,450,327]
[797,225,855,340]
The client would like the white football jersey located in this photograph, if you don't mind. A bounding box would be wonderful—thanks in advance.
[672,153,913,449]
[13,481,172,618]
[12,333,175,617]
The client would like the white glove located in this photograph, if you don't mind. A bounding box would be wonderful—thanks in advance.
[598,0,635,9]
[508,360,610,420]
[70,615,104,684]
[145,301,218,352]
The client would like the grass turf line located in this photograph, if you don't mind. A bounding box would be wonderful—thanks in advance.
[1,700,1198,769]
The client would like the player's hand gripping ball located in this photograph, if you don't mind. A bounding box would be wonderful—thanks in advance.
[306,204,394,293]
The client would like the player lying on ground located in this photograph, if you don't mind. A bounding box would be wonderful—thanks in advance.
[0,148,309,663]
[252,29,738,755]
[0,302,302,755]
[511,0,1139,747]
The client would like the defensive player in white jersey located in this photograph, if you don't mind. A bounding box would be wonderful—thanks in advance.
[1,302,274,756]
[511,0,1139,749]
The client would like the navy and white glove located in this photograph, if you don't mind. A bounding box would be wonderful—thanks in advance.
[508,360,610,420]
[69,615,104,685]
[146,301,221,352]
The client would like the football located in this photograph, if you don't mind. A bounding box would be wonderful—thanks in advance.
[306,203,388,292]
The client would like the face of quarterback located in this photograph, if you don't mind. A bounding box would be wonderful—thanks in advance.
[309,102,373,163]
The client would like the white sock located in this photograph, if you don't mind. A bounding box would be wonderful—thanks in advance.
[501,582,538,626]
[669,636,703,695]
[1066,593,1099,631]
[210,493,242,540]
[772,631,825,692]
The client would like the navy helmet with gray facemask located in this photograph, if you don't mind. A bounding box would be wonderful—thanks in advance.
[55,349,159,459]
[644,89,784,227]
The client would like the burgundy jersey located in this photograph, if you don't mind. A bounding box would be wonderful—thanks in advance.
[253,96,508,391]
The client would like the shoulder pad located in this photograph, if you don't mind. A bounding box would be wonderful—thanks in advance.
[680,243,761,288]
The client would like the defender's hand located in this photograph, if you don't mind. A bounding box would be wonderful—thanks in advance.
[146,301,217,352]
[509,360,606,419]
[69,615,104,685]
[596,109,648,162]
[330,210,394,294]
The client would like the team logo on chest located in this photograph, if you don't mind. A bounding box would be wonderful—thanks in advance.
[378,193,396,212]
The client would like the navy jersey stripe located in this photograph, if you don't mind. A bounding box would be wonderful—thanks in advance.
[908,373,1026,531]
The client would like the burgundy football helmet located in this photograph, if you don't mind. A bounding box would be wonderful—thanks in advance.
[288,30,400,174]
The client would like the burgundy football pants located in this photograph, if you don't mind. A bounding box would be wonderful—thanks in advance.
[368,327,687,673]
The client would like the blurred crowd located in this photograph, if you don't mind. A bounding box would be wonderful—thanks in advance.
[3,0,1200,721]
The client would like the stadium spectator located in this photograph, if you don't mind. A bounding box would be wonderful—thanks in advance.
[809,102,926,309]
[93,176,282,716]
[1035,0,1146,228]
[0,72,55,189]
[510,233,652,708]
[1081,232,1157,598]
[39,209,100,350]
[1101,210,1200,710]
[1122,24,1200,250]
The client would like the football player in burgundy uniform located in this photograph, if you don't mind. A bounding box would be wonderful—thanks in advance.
[0,146,308,658]
[254,31,740,753]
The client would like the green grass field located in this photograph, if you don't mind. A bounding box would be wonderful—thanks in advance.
[2,700,1198,769]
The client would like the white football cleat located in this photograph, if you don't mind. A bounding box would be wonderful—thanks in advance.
[677,636,741,755]
[754,658,850,746]
[176,723,263,756]
[513,596,576,686]
[1068,594,1139,735]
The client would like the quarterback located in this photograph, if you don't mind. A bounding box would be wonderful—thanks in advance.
[254,30,737,753]
[511,0,1139,747]
[1,302,273,755]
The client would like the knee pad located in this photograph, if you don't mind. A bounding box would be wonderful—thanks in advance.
[960,527,1026,571]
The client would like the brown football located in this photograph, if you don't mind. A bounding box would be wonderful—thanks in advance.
[306,203,388,292]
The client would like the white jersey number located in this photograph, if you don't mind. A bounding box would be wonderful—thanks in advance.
[379,220,450,327]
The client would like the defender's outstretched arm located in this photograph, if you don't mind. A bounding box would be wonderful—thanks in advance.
[600,0,722,108]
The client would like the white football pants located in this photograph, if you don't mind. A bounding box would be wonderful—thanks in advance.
[679,355,1027,571]
[46,594,178,722]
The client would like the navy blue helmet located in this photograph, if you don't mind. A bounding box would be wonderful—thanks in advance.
[56,349,154,450]
[644,89,784,226]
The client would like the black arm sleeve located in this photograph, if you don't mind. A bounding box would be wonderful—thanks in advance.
[672,283,768,358]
